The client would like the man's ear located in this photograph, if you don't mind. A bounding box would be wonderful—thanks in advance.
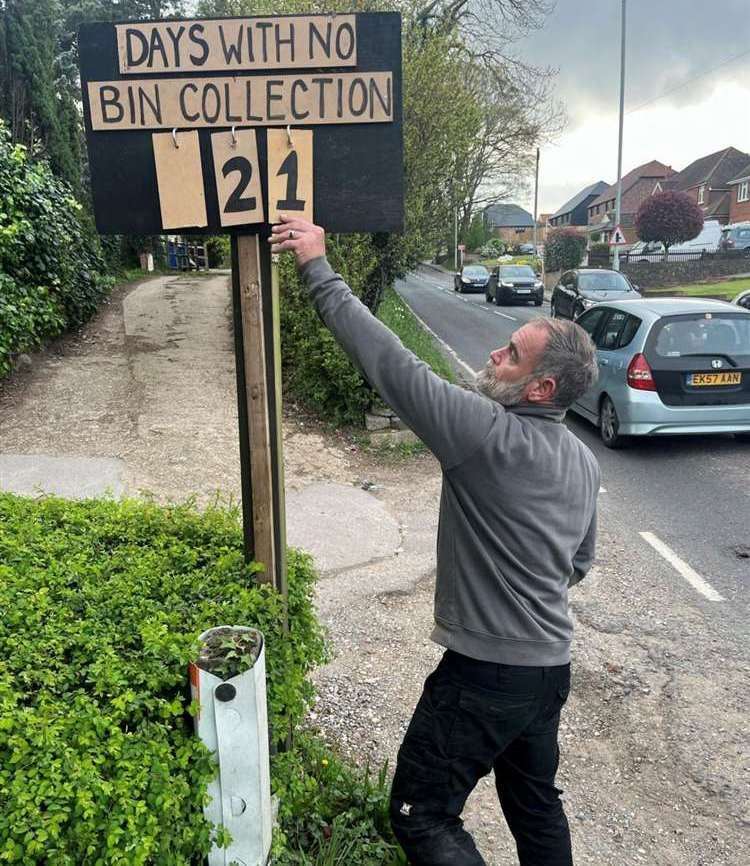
[525,376,558,404]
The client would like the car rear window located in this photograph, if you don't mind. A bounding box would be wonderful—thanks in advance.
[579,272,633,292]
[651,313,750,358]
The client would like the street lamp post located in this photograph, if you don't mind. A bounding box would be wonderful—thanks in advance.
[533,147,540,254]
[613,0,627,272]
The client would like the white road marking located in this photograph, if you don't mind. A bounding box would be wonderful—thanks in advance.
[639,532,725,602]
[402,305,478,378]
[494,311,517,321]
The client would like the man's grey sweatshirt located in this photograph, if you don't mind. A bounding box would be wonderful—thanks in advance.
[301,257,600,666]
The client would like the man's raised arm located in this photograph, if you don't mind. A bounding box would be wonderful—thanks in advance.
[270,216,496,468]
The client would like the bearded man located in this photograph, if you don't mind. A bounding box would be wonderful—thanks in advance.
[271,216,600,866]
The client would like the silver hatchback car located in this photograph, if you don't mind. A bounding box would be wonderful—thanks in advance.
[571,298,750,448]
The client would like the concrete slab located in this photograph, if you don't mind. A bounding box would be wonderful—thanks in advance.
[0,454,125,499]
[286,482,401,573]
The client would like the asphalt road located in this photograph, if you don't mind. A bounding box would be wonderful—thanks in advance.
[396,266,750,625]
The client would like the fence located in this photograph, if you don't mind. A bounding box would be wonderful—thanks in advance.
[587,249,750,289]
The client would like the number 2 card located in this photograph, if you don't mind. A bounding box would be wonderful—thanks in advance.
[266,129,313,223]
[211,129,264,227]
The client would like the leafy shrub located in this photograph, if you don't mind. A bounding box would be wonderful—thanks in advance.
[479,238,506,258]
[272,733,405,866]
[635,190,704,255]
[0,123,111,376]
[0,493,328,864]
[590,242,610,257]
[544,228,587,272]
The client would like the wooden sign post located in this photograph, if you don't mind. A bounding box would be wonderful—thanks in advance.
[78,13,403,597]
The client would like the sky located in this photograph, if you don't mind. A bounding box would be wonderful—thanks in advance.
[514,0,750,215]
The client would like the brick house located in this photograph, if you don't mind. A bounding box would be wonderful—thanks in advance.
[587,160,674,244]
[483,203,535,243]
[654,146,750,225]
[549,181,609,228]
[727,161,750,224]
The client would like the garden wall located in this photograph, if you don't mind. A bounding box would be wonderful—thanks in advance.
[588,252,749,289]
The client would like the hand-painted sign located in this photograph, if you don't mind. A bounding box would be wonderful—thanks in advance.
[78,13,403,235]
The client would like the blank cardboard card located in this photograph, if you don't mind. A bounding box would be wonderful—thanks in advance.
[152,130,207,229]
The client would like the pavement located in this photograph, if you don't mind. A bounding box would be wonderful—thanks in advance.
[1,269,748,865]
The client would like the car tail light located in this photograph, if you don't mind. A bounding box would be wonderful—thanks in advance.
[627,353,656,391]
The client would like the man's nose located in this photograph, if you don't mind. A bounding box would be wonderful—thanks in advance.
[490,348,503,365]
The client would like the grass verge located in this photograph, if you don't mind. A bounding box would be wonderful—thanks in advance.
[377,285,455,383]
[646,277,749,300]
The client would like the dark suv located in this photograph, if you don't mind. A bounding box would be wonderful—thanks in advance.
[551,269,641,320]
[487,264,544,306]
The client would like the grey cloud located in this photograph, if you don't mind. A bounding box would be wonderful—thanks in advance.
[520,0,750,125]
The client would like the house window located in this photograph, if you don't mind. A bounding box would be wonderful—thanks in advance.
[738,181,749,203]
[698,184,706,204]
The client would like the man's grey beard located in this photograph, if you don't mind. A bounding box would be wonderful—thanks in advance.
[475,361,534,406]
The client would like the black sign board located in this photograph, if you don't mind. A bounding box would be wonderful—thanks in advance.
[78,13,403,235]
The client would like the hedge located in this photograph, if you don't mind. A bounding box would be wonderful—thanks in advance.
[0,493,334,864]
[0,124,111,377]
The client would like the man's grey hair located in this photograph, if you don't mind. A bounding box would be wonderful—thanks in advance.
[532,318,599,409]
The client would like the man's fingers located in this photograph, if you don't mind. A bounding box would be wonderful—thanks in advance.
[269,239,299,253]
[270,221,316,237]
[278,213,316,230]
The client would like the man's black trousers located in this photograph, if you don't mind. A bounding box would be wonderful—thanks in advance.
[390,650,573,865]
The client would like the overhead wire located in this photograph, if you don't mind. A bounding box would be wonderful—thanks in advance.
[626,46,750,115]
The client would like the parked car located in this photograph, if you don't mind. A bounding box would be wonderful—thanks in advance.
[628,220,722,262]
[550,269,640,320]
[487,264,544,306]
[570,298,750,447]
[454,264,491,293]
[734,288,750,310]
[720,222,750,255]
[517,243,536,255]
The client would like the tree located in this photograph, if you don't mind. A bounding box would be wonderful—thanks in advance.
[635,191,704,261]
[544,228,586,272]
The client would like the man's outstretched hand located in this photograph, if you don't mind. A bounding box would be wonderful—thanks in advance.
[270,215,326,267]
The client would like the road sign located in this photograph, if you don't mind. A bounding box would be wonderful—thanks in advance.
[78,13,403,235]
[77,14,404,600]
[610,225,627,246]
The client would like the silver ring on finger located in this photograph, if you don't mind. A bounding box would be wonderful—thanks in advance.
[288,229,296,240]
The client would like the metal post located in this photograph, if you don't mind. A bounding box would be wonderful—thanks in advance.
[454,206,459,271]
[533,147,540,253]
[613,0,627,272]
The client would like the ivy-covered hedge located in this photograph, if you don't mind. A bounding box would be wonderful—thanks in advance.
[0,124,111,377]
[0,493,330,864]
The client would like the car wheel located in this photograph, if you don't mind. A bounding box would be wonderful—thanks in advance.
[550,300,557,318]
[485,292,492,303]
[534,298,542,307]
[495,292,503,306]
[599,395,626,449]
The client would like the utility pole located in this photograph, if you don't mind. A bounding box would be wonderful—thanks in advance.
[613,0,627,272]
[533,147,540,253]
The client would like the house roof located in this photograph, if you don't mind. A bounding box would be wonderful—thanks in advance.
[728,161,750,185]
[484,203,534,228]
[551,181,609,219]
[669,147,750,191]
[589,160,674,209]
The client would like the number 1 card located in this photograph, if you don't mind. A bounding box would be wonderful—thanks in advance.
[211,129,264,227]
[266,129,313,223]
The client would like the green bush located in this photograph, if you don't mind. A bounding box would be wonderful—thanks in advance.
[589,242,610,258]
[0,493,328,864]
[0,124,111,376]
[544,228,587,272]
